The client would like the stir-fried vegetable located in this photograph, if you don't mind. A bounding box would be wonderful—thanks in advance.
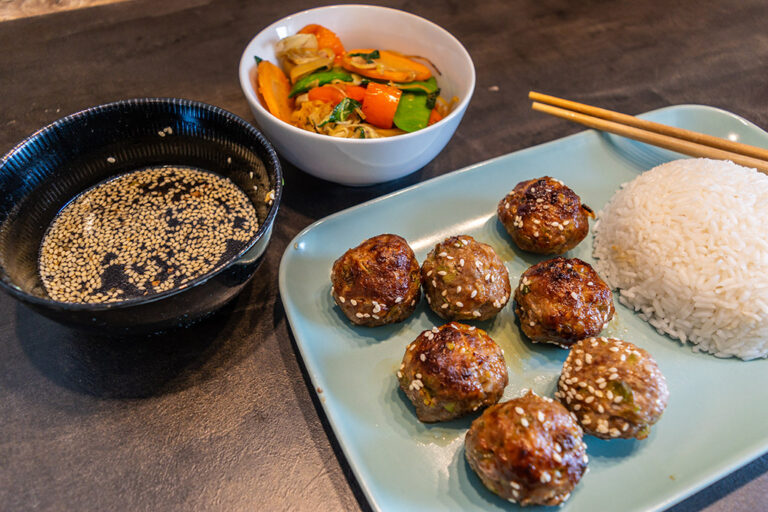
[320,98,361,126]
[362,82,401,129]
[254,23,456,138]
[393,92,430,132]
[256,60,294,123]
[289,69,353,97]
[298,24,346,64]
[341,49,432,82]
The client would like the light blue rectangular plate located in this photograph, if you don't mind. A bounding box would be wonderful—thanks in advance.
[278,105,768,511]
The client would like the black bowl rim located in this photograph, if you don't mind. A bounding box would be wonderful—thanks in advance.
[0,97,283,311]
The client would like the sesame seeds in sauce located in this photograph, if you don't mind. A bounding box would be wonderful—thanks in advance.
[39,166,259,304]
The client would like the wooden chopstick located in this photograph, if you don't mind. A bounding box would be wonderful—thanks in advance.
[529,92,768,173]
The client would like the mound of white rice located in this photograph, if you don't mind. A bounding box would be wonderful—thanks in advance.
[593,158,768,360]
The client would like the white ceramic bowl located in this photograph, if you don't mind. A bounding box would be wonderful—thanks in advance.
[238,5,475,186]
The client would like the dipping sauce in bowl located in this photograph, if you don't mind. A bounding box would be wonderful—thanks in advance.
[0,97,282,333]
[39,166,259,304]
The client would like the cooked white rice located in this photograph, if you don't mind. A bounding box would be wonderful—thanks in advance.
[593,158,768,360]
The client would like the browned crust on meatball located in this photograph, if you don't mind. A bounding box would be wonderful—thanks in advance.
[555,337,669,440]
[398,322,508,422]
[420,235,511,321]
[331,234,420,326]
[514,257,614,347]
[497,177,594,254]
[465,391,588,506]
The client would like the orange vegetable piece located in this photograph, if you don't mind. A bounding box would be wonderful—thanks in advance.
[428,108,443,125]
[341,49,431,82]
[308,85,346,106]
[362,82,401,129]
[256,60,294,123]
[299,24,345,63]
[344,85,366,102]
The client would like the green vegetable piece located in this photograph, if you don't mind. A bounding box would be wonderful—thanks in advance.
[425,91,438,110]
[393,92,431,133]
[320,98,361,126]
[443,402,456,413]
[348,50,380,63]
[610,380,635,405]
[394,76,439,94]
[253,55,263,64]
[289,69,353,97]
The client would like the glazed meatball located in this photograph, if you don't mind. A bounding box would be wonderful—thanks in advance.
[421,235,511,321]
[331,234,420,326]
[465,391,588,506]
[398,322,508,422]
[514,257,614,348]
[498,176,594,254]
[555,337,669,440]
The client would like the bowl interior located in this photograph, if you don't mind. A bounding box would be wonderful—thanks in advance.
[240,5,475,137]
[0,99,280,305]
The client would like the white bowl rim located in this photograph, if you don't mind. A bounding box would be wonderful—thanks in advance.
[238,4,476,145]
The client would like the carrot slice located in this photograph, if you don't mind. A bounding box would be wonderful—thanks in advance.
[428,108,443,125]
[307,85,346,106]
[362,82,401,129]
[341,49,431,82]
[344,85,367,102]
[299,24,345,63]
[257,61,295,123]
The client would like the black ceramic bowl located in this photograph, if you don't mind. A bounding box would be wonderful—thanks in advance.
[0,98,282,334]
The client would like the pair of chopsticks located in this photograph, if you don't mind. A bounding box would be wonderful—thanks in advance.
[529,91,768,173]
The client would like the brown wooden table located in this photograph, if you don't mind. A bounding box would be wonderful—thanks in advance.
[1,1,767,510]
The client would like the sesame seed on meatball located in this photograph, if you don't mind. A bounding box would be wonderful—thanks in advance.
[514,257,614,348]
[331,234,420,326]
[465,391,588,506]
[421,235,511,321]
[498,176,594,254]
[555,337,669,440]
[398,322,508,422]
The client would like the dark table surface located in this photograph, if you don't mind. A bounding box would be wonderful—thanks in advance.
[2,0,767,510]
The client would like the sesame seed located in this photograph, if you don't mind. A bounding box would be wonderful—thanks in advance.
[437,271,447,276]
[441,303,449,309]
[350,299,357,306]
[537,411,545,422]
[470,290,477,298]
[338,296,345,303]
[456,301,464,307]
[515,406,524,414]
[521,418,529,427]
[420,354,426,362]
[395,297,402,304]
[355,313,364,318]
